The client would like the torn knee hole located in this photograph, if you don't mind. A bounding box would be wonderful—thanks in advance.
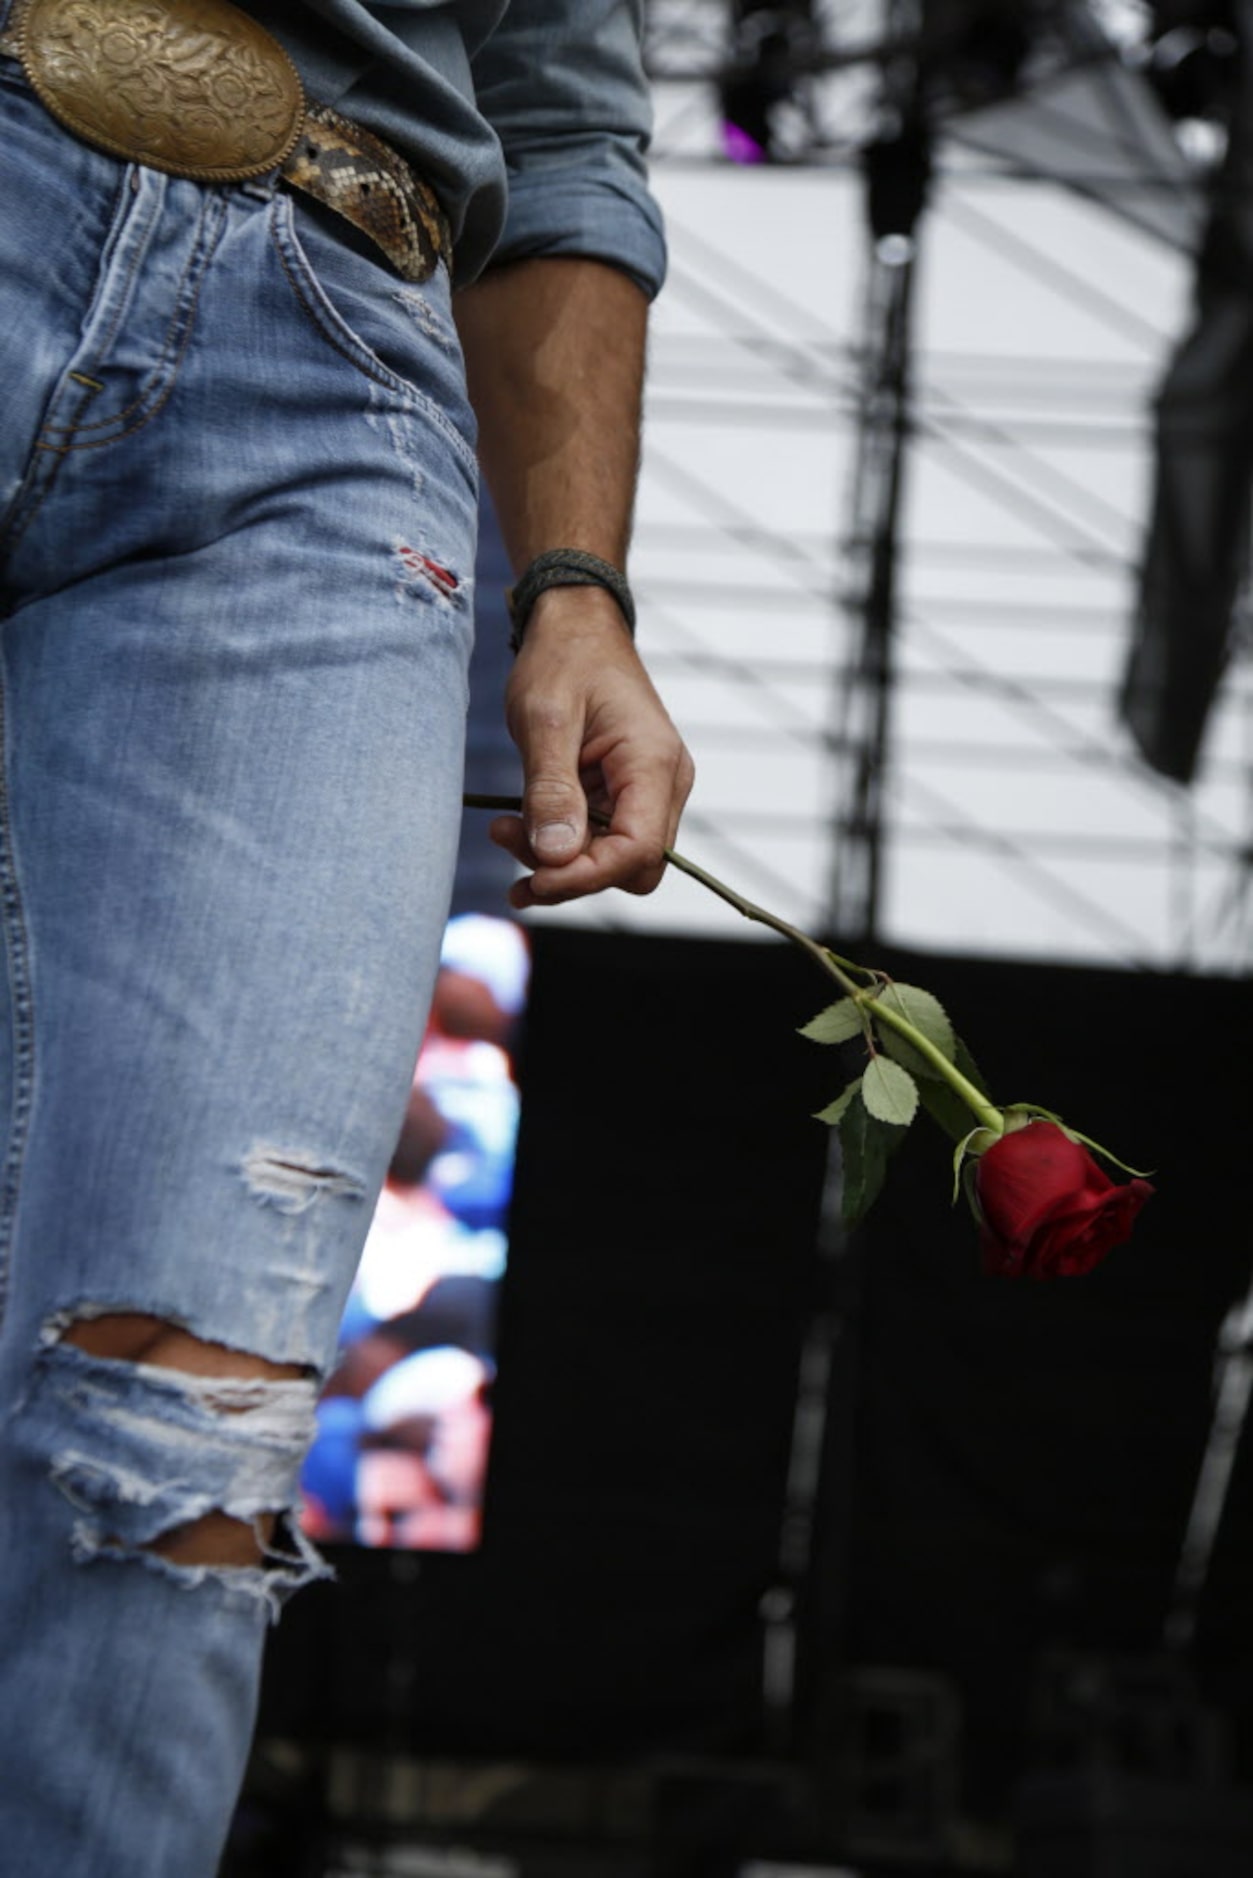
[59,1313,309,1390]
[148,1507,281,1569]
[37,1311,325,1598]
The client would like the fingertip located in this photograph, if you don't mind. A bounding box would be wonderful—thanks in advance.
[623,864,668,898]
[488,813,521,848]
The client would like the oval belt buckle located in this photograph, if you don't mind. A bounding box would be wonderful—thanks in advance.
[13,0,306,182]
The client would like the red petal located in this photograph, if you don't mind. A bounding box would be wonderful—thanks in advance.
[982,1175,1153,1280]
[975,1123,1111,1244]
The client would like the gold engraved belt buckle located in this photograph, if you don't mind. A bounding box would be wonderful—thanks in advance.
[10,0,306,183]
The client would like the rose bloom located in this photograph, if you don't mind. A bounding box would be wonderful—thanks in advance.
[974,1120,1153,1279]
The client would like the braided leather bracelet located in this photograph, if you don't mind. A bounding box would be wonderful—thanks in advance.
[506,549,636,652]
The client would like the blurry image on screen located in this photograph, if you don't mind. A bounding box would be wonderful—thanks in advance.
[298,913,529,1553]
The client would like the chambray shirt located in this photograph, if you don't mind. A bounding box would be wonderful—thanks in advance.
[246,0,666,295]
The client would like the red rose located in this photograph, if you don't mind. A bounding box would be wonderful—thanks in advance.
[974,1120,1153,1279]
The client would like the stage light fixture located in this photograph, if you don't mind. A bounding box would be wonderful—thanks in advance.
[919,0,1036,108]
[1146,1,1240,123]
[719,1,814,163]
[863,117,934,247]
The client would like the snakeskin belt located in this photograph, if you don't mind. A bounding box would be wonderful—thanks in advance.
[0,0,451,283]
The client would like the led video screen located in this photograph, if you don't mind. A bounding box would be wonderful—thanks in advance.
[298,913,528,1553]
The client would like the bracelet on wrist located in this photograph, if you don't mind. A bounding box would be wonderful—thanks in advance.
[506,549,636,652]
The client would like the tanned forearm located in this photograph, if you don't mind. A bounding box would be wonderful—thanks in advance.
[453,256,693,907]
[454,255,646,572]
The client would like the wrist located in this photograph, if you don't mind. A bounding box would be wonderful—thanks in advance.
[507,548,635,652]
[524,582,633,639]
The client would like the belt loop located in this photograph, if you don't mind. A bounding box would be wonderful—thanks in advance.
[239,172,281,203]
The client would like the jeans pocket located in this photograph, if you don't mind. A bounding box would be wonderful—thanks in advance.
[270,191,479,481]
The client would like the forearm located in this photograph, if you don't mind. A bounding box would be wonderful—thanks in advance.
[453,256,648,575]
[453,254,691,904]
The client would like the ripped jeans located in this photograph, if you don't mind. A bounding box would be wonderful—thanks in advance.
[0,41,477,1878]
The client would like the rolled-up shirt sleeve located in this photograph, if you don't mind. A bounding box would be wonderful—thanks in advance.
[470,0,666,298]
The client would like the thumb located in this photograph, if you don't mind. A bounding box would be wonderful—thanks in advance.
[519,732,589,866]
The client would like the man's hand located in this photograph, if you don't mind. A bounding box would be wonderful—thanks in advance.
[455,254,692,904]
[490,586,694,908]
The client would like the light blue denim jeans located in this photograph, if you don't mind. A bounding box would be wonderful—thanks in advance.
[0,29,478,1876]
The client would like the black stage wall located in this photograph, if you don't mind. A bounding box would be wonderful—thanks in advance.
[259,928,1251,1812]
[805,943,1253,1816]
[260,926,833,1757]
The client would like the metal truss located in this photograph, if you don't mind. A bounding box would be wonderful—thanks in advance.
[549,0,1247,972]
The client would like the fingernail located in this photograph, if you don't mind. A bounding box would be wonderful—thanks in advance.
[533,820,578,859]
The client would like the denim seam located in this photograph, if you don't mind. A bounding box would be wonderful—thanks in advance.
[0,378,102,565]
[81,167,165,386]
[35,195,226,454]
[0,648,35,1328]
[269,198,480,480]
[0,161,138,555]
[0,192,223,564]
[0,152,134,554]
[40,196,223,442]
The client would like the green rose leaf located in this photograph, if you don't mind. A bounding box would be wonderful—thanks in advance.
[799,998,865,1044]
[862,1055,919,1127]
[918,1035,992,1142]
[837,1095,905,1225]
[874,983,956,1080]
[814,1079,862,1126]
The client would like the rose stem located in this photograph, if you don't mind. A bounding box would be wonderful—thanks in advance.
[462,791,1003,1131]
[866,998,1004,1134]
[462,792,867,998]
